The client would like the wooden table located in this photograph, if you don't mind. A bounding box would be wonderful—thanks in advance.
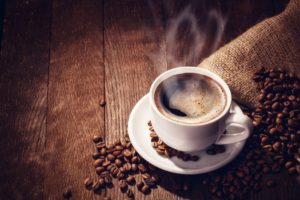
[1,0,299,199]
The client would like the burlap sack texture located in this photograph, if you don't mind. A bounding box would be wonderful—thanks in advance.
[199,0,300,108]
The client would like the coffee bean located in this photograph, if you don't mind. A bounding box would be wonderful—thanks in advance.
[138,164,148,173]
[100,148,107,156]
[94,159,104,167]
[296,165,300,174]
[92,152,100,160]
[288,167,297,174]
[63,189,72,199]
[100,100,106,107]
[84,178,93,190]
[115,159,123,167]
[102,160,111,167]
[119,180,128,192]
[191,155,200,161]
[92,181,101,191]
[127,189,134,198]
[107,154,115,161]
[285,161,293,169]
[141,185,150,194]
[269,127,278,135]
[93,135,103,143]
[99,178,105,187]
[123,149,132,157]
[96,142,106,150]
[112,150,122,156]
[131,164,138,172]
[117,172,125,180]
[136,181,144,190]
[266,179,276,187]
[126,176,135,185]
[96,167,105,175]
[272,141,281,151]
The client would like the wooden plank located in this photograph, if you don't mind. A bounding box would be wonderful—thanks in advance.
[45,0,104,199]
[104,0,181,199]
[0,0,51,199]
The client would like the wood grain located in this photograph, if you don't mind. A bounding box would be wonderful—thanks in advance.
[0,0,51,199]
[45,0,104,199]
[103,0,180,199]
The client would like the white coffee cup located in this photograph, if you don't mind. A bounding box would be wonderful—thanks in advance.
[149,67,253,152]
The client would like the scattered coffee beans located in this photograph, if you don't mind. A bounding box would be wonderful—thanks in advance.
[85,134,160,199]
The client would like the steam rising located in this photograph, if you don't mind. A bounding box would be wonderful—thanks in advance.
[146,1,227,67]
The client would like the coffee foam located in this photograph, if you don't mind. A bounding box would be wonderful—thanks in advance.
[155,73,227,124]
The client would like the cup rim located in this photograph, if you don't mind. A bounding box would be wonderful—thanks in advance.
[149,66,232,127]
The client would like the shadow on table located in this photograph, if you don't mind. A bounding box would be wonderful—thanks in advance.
[0,0,5,49]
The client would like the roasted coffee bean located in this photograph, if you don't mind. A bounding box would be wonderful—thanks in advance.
[102,160,111,167]
[104,176,112,184]
[131,164,138,172]
[96,142,106,150]
[124,163,131,171]
[141,185,150,194]
[117,172,125,179]
[100,148,107,156]
[123,149,132,157]
[285,161,293,169]
[266,179,276,187]
[92,181,101,191]
[131,156,138,163]
[190,155,200,161]
[99,178,105,187]
[84,178,93,190]
[296,165,300,174]
[92,152,100,160]
[93,135,103,143]
[138,164,147,173]
[119,180,128,192]
[136,181,144,190]
[126,176,135,185]
[115,159,123,167]
[100,100,106,107]
[107,154,115,161]
[96,167,105,175]
[127,189,134,198]
[63,189,72,199]
[94,159,104,167]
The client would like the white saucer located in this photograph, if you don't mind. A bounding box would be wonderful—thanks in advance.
[128,94,246,175]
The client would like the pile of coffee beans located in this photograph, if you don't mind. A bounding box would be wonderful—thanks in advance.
[253,67,300,174]
[201,68,300,199]
[84,134,160,199]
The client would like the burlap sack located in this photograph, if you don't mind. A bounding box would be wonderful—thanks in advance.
[199,0,300,108]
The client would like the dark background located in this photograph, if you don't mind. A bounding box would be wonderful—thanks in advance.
[0,0,298,200]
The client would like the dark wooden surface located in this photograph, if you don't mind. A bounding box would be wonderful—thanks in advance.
[0,0,299,199]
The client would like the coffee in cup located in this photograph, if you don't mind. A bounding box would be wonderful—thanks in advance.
[154,73,227,124]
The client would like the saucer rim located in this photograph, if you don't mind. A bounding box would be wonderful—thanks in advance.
[128,93,246,174]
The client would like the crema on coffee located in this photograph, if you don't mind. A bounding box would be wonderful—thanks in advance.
[154,73,227,124]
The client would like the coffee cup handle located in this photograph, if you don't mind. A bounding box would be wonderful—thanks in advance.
[215,103,253,145]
